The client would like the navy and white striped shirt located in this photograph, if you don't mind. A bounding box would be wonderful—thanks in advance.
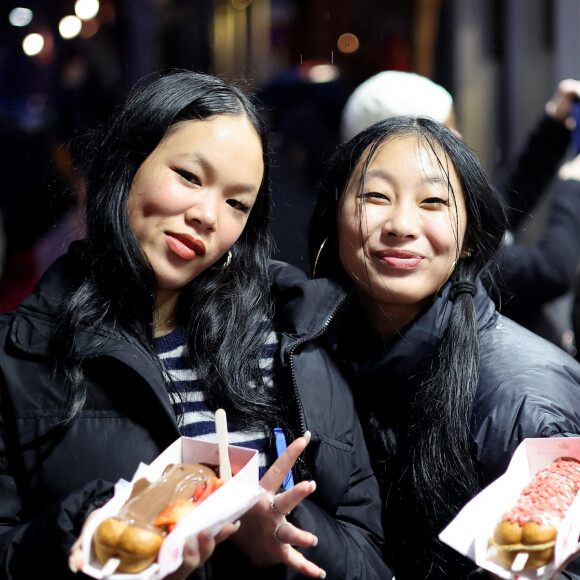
[154,326,278,477]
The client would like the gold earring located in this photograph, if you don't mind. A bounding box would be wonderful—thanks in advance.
[461,249,473,259]
[312,238,328,278]
[212,250,232,271]
[435,259,457,295]
[221,250,232,269]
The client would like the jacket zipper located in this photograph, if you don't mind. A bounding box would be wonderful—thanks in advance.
[287,291,349,436]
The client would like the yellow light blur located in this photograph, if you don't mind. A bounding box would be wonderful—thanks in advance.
[59,15,82,39]
[307,64,340,83]
[231,0,253,8]
[74,0,100,20]
[22,33,44,56]
[9,7,33,27]
[337,33,359,54]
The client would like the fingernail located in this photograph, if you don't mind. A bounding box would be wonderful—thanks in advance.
[319,569,327,579]
[310,480,317,493]
[233,520,241,532]
[68,556,78,574]
[303,430,311,443]
[312,535,319,547]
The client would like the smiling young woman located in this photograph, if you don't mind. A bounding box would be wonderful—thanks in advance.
[338,134,468,338]
[309,115,580,580]
[0,71,391,580]
[126,114,264,336]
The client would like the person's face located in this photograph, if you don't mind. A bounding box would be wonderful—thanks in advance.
[338,135,467,331]
[128,114,264,298]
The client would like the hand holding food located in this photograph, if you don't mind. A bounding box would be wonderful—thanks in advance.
[491,457,580,571]
[93,463,223,574]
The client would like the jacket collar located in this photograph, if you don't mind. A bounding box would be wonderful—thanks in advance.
[269,260,350,343]
[338,279,497,394]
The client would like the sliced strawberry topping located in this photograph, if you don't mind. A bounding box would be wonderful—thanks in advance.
[154,499,196,532]
[153,477,224,533]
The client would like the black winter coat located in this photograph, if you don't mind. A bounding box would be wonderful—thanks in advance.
[0,254,391,580]
[334,280,580,579]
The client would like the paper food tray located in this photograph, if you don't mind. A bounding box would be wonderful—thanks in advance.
[439,437,580,579]
[80,436,265,580]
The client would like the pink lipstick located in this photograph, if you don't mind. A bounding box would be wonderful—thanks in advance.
[376,250,423,269]
[165,232,206,261]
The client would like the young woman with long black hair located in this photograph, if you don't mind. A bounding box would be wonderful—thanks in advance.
[309,115,580,579]
[0,71,390,580]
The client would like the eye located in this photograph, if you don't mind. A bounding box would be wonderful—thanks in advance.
[421,196,450,207]
[175,168,201,185]
[360,191,389,202]
[227,198,252,213]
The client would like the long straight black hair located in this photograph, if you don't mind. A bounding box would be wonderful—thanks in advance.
[310,116,507,578]
[51,71,278,429]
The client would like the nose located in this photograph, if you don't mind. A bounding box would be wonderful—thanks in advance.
[185,192,217,232]
[382,202,418,239]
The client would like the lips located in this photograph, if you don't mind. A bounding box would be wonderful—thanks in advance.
[375,249,423,269]
[165,232,206,261]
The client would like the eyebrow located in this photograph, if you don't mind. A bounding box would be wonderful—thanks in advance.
[177,152,260,194]
[361,168,450,188]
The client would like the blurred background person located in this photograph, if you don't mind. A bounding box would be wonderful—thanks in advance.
[257,60,349,273]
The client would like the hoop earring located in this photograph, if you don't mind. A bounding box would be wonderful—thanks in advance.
[212,250,232,271]
[436,259,457,296]
[312,238,328,278]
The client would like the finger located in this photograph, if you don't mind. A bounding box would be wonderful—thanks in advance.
[69,506,107,573]
[260,431,311,492]
[68,551,83,574]
[284,547,326,579]
[196,529,216,566]
[274,521,318,548]
[69,542,84,573]
[273,480,316,515]
[214,520,240,544]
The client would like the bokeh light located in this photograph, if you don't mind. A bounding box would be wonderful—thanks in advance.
[59,15,82,39]
[337,33,359,54]
[22,33,44,56]
[231,0,253,9]
[307,64,340,83]
[9,7,33,27]
[75,0,100,21]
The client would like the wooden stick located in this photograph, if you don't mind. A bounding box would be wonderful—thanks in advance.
[101,557,120,577]
[511,552,529,572]
[215,408,232,482]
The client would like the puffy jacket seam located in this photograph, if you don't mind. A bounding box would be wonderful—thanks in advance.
[313,431,352,453]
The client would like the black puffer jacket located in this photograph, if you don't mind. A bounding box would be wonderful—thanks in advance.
[0,254,391,579]
[335,280,580,579]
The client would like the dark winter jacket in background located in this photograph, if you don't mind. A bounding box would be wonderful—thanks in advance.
[0,252,391,580]
[496,114,580,344]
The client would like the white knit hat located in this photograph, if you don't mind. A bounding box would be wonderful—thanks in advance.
[340,70,454,142]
